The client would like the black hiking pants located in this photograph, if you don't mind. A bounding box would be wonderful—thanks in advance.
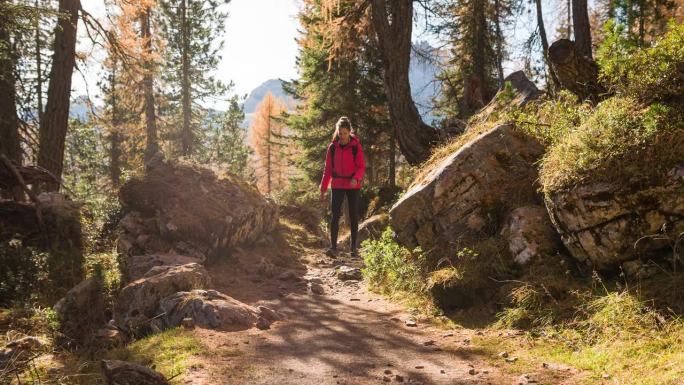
[330,188,359,251]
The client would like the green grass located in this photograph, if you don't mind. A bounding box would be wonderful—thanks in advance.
[107,327,205,381]
[480,290,684,385]
[539,96,684,193]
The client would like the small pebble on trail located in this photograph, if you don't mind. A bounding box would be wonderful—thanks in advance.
[395,374,404,382]
[468,368,478,375]
[422,340,435,346]
[384,369,392,375]
[405,319,417,327]
[498,351,509,358]
[442,333,453,338]
[414,365,424,369]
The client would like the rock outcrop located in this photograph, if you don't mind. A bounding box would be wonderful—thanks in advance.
[113,263,210,333]
[117,157,278,281]
[545,165,684,269]
[390,124,545,257]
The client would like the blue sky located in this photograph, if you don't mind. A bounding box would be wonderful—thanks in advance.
[72,0,570,109]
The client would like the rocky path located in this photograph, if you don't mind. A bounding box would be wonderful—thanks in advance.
[184,249,528,385]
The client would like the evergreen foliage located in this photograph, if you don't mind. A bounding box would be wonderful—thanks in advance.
[158,0,231,156]
[285,0,392,191]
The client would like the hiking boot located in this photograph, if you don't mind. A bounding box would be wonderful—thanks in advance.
[325,248,339,257]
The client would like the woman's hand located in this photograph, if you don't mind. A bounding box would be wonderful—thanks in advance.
[350,178,358,187]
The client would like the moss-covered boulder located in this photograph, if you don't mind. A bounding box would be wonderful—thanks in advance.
[541,97,684,269]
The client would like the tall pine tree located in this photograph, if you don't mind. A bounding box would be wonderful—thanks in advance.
[158,0,230,156]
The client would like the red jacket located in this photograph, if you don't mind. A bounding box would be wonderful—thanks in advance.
[320,136,365,192]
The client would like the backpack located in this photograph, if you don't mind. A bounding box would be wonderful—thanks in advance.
[330,142,358,179]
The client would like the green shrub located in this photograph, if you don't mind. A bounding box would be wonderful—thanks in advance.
[598,20,684,103]
[0,241,49,305]
[361,227,427,296]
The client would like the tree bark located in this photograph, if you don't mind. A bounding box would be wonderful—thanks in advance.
[388,125,396,187]
[572,0,592,59]
[180,0,192,156]
[493,0,505,86]
[0,1,21,163]
[141,6,158,162]
[109,62,121,187]
[370,0,438,166]
[38,0,80,191]
[535,0,561,90]
[548,39,606,102]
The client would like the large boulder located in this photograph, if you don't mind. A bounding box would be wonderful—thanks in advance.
[545,165,684,269]
[117,157,278,281]
[54,277,106,344]
[113,263,210,333]
[156,290,262,331]
[390,124,544,256]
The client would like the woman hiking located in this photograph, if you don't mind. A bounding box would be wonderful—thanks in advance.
[319,116,365,258]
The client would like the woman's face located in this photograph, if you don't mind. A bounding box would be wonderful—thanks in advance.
[338,127,351,142]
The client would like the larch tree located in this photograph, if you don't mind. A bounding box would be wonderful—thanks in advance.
[159,0,230,157]
[250,92,289,195]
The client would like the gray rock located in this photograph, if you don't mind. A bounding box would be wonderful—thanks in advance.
[308,282,325,295]
[54,277,106,343]
[502,206,560,265]
[545,165,684,269]
[159,290,259,330]
[101,360,169,385]
[113,263,210,333]
[336,266,363,281]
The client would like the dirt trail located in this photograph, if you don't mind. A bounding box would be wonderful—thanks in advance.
[182,221,578,385]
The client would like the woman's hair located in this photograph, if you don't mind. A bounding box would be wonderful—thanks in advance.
[332,116,353,141]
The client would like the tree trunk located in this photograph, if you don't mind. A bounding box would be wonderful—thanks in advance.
[0,0,21,165]
[535,0,561,89]
[38,0,80,191]
[35,0,44,125]
[180,0,192,156]
[493,0,505,86]
[473,0,488,95]
[141,6,158,162]
[572,0,593,59]
[370,0,438,166]
[388,125,396,188]
[548,39,605,102]
[109,63,121,187]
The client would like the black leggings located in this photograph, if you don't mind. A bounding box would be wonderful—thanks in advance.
[330,188,359,250]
